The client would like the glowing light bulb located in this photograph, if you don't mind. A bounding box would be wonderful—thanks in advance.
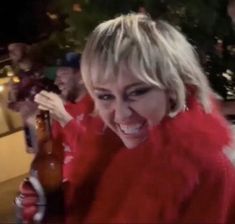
[13,76,20,83]
[0,85,4,92]
[8,72,14,77]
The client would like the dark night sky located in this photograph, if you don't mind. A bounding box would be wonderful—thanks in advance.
[0,0,52,46]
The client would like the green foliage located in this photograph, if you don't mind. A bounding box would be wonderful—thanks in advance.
[41,0,235,99]
[49,0,145,50]
[48,0,234,51]
[31,32,69,66]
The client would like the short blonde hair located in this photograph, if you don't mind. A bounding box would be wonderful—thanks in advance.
[81,13,212,115]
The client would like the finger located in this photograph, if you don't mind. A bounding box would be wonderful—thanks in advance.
[38,105,53,111]
[40,91,58,100]
[19,181,37,196]
[35,91,61,107]
[20,186,37,197]
[22,196,38,206]
[22,205,38,222]
[35,97,54,109]
[34,92,49,101]
[39,90,50,97]
[34,94,50,104]
[34,91,57,103]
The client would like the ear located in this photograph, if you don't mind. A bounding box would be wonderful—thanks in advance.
[167,90,177,111]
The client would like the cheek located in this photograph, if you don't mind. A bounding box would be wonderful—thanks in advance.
[149,105,167,126]
[149,97,168,126]
[64,80,72,88]
[134,93,168,126]
[69,77,77,87]
[95,102,113,126]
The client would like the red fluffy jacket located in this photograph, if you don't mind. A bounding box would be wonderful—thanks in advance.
[65,97,235,224]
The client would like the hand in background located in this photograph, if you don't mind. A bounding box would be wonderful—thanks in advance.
[34,90,73,127]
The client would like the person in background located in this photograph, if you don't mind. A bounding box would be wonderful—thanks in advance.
[7,42,41,114]
[7,42,57,106]
[7,43,58,152]
[34,52,96,180]
[15,52,122,223]
[8,43,40,74]
[17,13,235,223]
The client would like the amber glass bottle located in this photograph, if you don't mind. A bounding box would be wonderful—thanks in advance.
[29,110,64,223]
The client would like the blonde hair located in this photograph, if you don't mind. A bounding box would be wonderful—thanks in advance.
[81,13,212,115]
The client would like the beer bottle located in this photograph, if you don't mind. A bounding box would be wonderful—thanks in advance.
[29,110,64,223]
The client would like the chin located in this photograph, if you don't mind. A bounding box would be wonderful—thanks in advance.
[62,94,67,99]
[121,137,145,149]
[61,92,68,99]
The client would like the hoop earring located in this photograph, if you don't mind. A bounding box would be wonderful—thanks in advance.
[168,104,188,118]
[168,98,177,118]
[184,104,189,112]
[168,110,178,118]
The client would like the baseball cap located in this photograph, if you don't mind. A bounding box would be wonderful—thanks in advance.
[57,52,81,69]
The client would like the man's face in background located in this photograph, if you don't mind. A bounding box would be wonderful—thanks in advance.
[54,67,82,102]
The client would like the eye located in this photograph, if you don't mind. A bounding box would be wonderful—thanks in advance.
[96,94,114,101]
[128,87,151,98]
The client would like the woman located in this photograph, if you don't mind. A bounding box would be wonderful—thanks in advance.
[19,13,235,223]
[67,13,235,223]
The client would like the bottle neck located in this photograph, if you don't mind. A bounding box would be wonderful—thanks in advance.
[36,110,52,154]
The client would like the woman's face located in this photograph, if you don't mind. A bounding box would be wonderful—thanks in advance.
[92,68,168,149]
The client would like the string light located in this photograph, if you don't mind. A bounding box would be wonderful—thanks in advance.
[0,85,4,92]
[13,76,20,83]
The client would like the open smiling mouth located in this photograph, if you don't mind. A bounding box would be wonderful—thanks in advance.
[117,121,147,136]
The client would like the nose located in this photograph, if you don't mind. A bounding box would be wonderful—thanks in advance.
[114,99,133,123]
[54,77,61,86]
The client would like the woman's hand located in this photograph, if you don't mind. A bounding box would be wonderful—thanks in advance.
[15,178,39,223]
[34,90,73,127]
[15,177,67,223]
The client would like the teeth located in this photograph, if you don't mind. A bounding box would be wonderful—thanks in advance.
[119,123,143,134]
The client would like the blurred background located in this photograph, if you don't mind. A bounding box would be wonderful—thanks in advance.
[1,0,235,100]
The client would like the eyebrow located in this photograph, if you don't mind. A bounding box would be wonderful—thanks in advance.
[93,82,145,92]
